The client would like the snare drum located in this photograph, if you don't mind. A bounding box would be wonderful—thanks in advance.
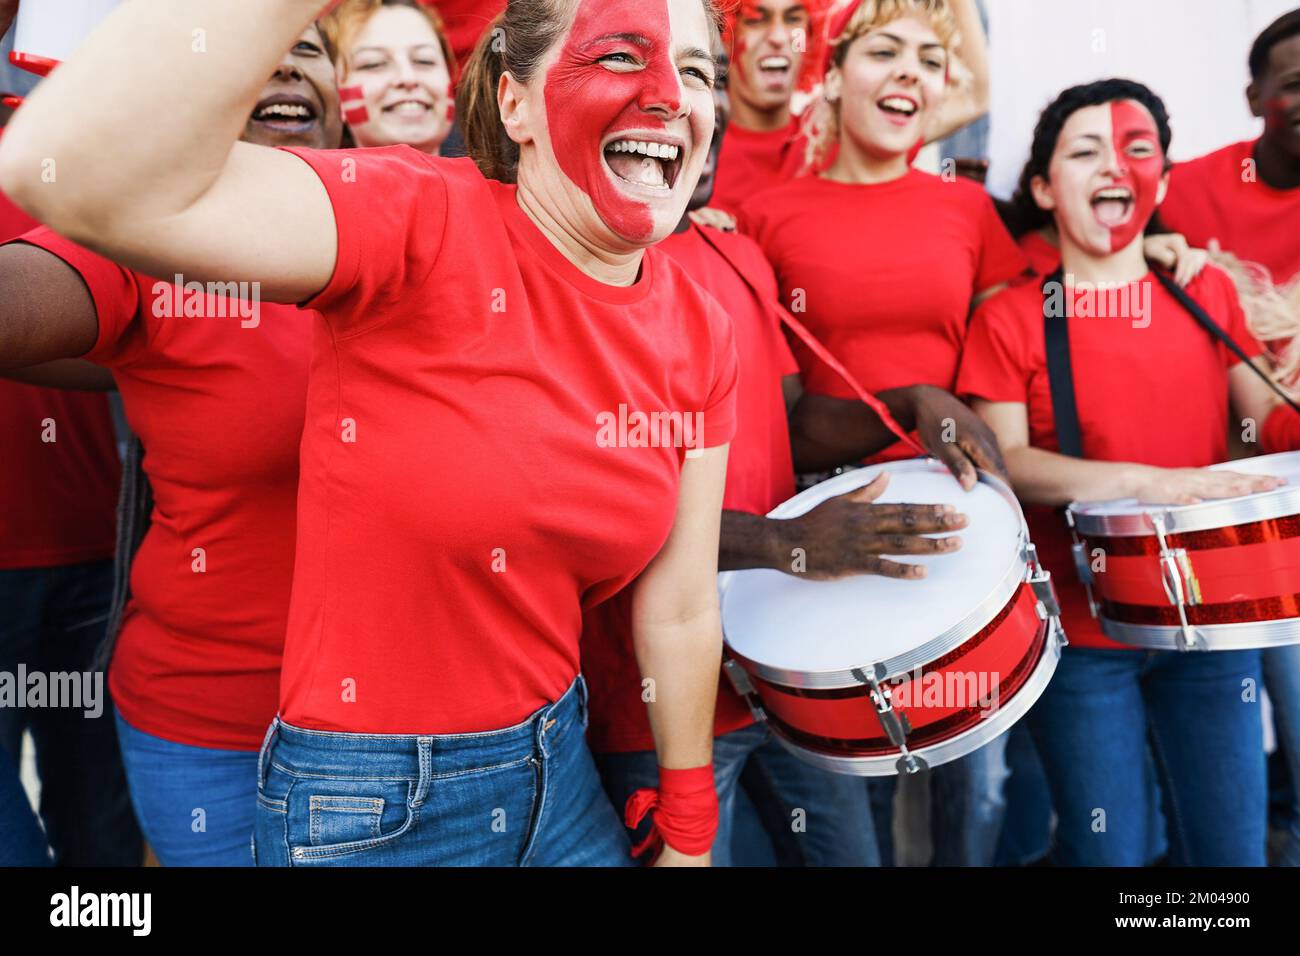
[1068,450,1300,652]
[10,1,121,76]
[719,459,1065,777]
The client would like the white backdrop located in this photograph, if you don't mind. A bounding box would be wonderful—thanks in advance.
[986,0,1298,198]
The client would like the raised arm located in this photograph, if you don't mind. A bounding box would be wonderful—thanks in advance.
[0,0,335,302]
[926,0,989,144]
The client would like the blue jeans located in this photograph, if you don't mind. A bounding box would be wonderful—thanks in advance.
[869,732,1010,866]
[1264,644,1300,866]
[595,722,880,866]
[0,561,141,865]
[993,722,1052,865]
[255,676,633,866]
[113,710,258,866]
[1029,646,1266,866]
[0,743,48,866]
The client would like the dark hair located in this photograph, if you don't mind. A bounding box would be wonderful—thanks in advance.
[1250,8,1300,81]
[1001,78,1172,238]
[459,0,723,183]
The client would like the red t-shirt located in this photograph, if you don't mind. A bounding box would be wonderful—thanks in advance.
[17,229,311,750]
[956,267,1261,649]
[582,223,798,753]
[1019,229,1062,279]
[712,117,806,216]
[1162,139,1300,287]
[741,169,1027,459]
[0,174,119,571]
[431,0,506,71]
[278,147,739,735]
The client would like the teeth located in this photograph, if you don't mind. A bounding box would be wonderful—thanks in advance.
[387,101,430,113]
[880,96,916,114]
[759,56,790,70]
[257,103,311,119]
[606,139,680,161]
[1093,188,1132,201]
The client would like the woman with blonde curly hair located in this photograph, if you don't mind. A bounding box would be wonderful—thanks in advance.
[739,0,1027,867]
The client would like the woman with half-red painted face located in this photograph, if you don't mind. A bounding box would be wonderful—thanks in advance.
[958,77,1300,867]
[0,21,343,866]
[0,0,737,867]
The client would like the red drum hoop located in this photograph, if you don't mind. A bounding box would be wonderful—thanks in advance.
[1068,451,1300,651]
[719,460,1064,777]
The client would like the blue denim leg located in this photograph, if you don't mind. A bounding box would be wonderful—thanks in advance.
[927,732,1010,866]
[256,677,632,866]
[994,721,1053,865]
[0,562,141,865]
[741,730,881,866]
[1143,648,1266,866]
[1263,644,1300,866]
[0,743,48,866]
[114,710,258,866]
[1029,647,1154,866]
[594,722,765,866]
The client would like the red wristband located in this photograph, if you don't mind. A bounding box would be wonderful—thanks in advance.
[623,765,718,862]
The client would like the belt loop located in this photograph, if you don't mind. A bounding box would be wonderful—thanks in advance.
[535,700,555,761]
[575,673,589,726]
[256,716,279,790]
[413,737,432,806]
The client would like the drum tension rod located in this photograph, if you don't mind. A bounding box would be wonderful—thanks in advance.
[722,658,768,723]
[852,664,926,775]
[1151,513,1205,652]
[1063,512,1100,619]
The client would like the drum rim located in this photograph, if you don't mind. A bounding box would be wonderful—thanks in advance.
[1100,615,1300,651]
[762,617,1064,776]
[720,461,1031,689]
[1069,451,1300,538]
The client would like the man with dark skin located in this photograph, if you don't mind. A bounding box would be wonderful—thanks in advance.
[585,47,1005,867]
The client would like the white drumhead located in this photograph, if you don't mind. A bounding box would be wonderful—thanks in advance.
[1071,450,1300,519]
[719,460,1025,678]
[14,1,121,63]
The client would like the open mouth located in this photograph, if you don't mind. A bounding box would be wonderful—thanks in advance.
[251,94,318,130]
[759,55,791,76]
[877,95,919,119]
[383,98,434,118]
[602,136,684,192]
[1091,186,1134,228]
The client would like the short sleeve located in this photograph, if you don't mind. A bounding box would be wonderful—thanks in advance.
[13,227,143,366]
[701,298,740,449]
[280,145,450,331]
[972,191,1030,294]
[957,292,1033,405]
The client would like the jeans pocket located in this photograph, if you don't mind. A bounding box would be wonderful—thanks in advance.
[309,795,385,846]
[285,778,416,864]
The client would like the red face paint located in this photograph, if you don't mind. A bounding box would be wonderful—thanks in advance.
[543,0,682,242]
[1105,99,1164,251]
[446,81,456,124]
[340,84,370,126]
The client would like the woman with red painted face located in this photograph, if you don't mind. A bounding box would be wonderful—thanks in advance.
[738,0,1024,866]
[956,79,1300,866]
[0,23,344,866]
[0,0,736,867]
[323,0,457,154]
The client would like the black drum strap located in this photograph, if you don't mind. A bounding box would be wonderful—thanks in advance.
[1041,268,1084,458]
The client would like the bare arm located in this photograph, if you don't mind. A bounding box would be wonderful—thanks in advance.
[1229,358,1283,439]
[926,0,989,144]
[974,398,1280,506]
[631,444,729,866]
[1,360,114,390]
[0,243,98,367]
[0,0,335,302]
